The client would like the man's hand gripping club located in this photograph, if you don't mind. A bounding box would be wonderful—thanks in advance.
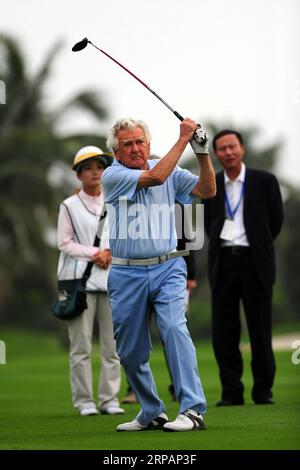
[190,125,209,155]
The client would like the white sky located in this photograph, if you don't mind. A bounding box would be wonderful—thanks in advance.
[1,0,299,185]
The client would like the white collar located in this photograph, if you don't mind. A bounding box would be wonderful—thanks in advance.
[79,188,102,202]
[224,162,246,185]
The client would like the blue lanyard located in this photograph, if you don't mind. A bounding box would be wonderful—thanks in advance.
[225,181,245,220]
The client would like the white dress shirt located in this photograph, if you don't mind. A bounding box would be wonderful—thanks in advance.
[221,163,249,247]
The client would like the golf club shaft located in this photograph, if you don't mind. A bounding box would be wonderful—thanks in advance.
[88,40,184,122]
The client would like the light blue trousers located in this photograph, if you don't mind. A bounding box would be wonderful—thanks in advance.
[108,257,206,425]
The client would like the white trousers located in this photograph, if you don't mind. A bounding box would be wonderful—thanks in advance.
[67,292,121,411]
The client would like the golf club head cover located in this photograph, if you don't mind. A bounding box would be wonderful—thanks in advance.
[190,126,209,154]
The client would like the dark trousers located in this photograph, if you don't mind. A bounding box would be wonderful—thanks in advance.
[211,248,276,402]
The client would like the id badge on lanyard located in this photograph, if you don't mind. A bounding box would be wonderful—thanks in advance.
[220,219,235,241]
[220,181,245,241]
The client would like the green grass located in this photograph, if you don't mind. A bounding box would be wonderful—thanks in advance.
[0,328,300,450]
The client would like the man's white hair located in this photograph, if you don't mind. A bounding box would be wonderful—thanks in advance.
[106,118,151,152]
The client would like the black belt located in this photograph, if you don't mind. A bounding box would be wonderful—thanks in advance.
[221,246,250,256]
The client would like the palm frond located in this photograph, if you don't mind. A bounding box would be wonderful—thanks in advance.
[61,90,108,120]
[0,34,26,84]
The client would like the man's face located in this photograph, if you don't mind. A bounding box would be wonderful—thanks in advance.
[114,127,150,170]
[214,134,245,172]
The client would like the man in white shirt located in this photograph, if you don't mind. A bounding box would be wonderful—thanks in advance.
[204,130,283,406]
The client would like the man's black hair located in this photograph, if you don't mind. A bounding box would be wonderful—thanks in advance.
[212,129,244,151]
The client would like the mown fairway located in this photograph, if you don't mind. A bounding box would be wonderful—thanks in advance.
[0,329,299,450]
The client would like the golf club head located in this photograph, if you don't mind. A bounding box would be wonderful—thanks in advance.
[72,38,89,52]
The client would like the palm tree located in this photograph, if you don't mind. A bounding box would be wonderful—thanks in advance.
[0,34,110,326]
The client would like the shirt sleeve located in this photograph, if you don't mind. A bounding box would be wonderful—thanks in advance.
[57,204,100,260]
[102,165,142,202]
[173,166,199,204]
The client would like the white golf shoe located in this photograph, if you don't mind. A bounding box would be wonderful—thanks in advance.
[117,412,168,432]
[80,406,98,416]
[100,406,125,415]
[163,409,205,432]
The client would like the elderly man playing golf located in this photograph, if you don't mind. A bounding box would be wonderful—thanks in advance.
[102,117,216,432]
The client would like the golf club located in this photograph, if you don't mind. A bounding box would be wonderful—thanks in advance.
[72,38,207,144]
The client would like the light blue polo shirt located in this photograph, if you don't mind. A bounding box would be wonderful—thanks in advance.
[102,159,198,259]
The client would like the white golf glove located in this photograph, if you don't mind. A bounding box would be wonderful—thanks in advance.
[190,126,209,155]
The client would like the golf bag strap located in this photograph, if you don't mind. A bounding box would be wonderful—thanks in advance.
[82,205,107,287]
